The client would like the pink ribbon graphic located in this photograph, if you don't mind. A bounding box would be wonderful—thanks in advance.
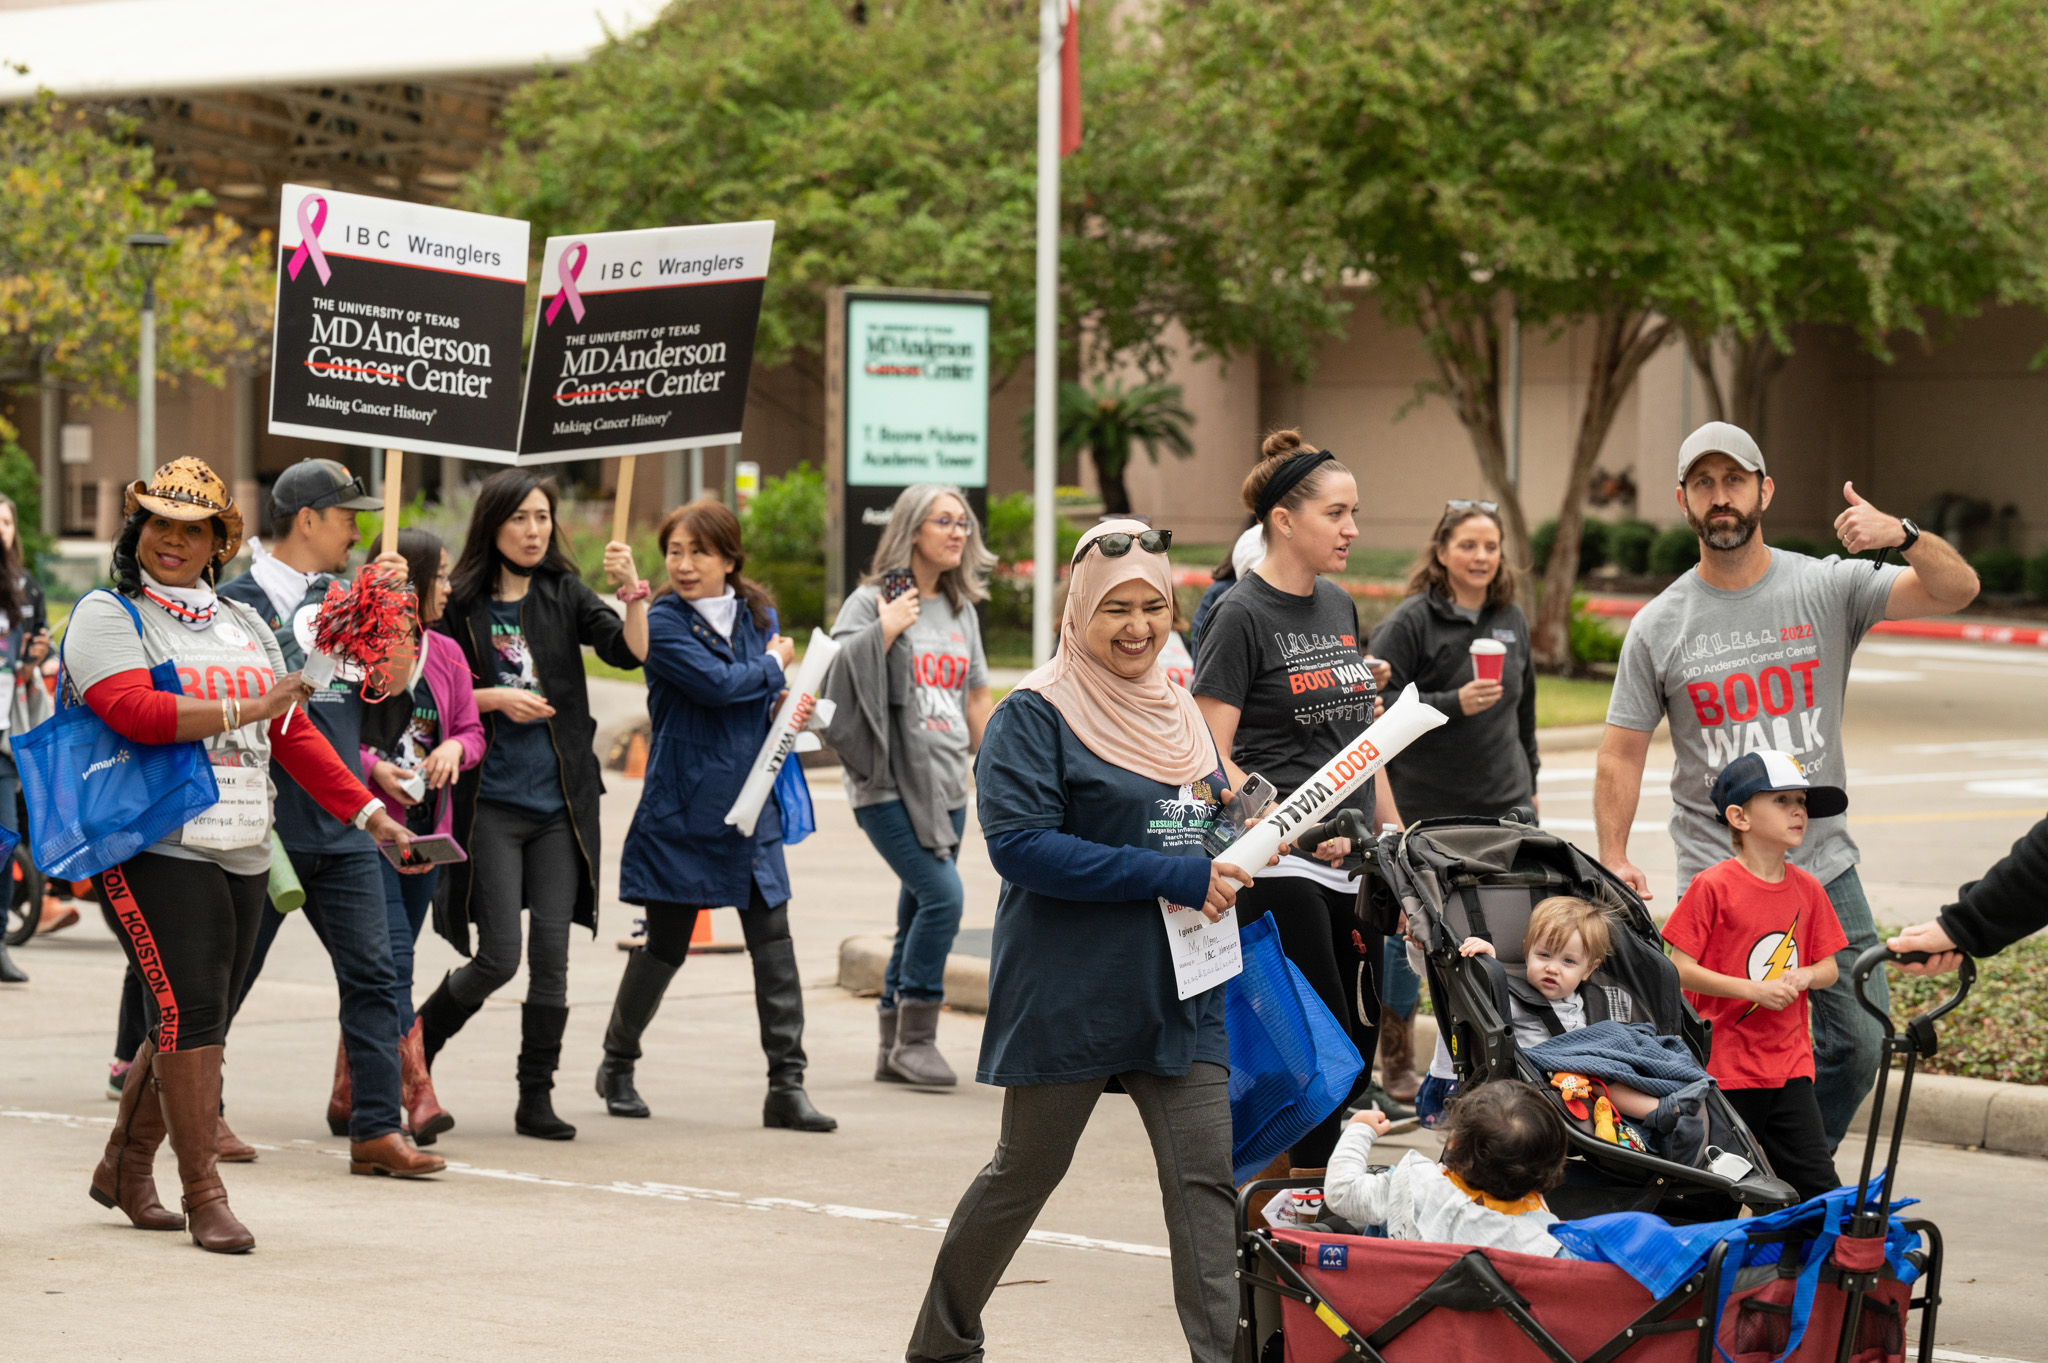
[544,241,587,326]
[286,194,332,285]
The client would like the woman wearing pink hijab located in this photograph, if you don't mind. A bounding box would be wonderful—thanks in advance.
[904,520,1252,1363]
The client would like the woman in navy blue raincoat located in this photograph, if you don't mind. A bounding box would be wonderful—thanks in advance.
[596,498,835,1133]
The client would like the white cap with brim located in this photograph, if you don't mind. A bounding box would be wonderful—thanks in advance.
[1678,421,1766,481]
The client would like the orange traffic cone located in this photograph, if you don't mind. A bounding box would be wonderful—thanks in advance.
[624,731,648,779]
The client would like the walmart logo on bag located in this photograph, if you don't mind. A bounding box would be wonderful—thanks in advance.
[81,749,133,781]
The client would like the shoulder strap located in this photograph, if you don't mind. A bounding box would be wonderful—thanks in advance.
[58,589,147,707]
[1457,884,1492,944]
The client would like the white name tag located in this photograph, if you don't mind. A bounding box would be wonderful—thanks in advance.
[183,754,270,851]
[1158,896,1243,1001]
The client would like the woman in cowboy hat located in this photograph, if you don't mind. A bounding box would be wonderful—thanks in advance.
[66,458,418,1254]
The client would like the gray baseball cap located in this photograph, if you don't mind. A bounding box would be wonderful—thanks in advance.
[1677,421,1766,481]
[272,458,382,518]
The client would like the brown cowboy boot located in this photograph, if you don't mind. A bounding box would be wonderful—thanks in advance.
[325,1033,352,1137]
[217,1113,257,1162]
[399,1018,454,1146]
[153,1046,254,1253]
[349,1131,447,1178]
[88,1038,183,1231]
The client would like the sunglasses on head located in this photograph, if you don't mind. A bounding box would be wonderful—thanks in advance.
[305,476,370,513]
[1445,499,1499,515]
[1073,528,1173,565]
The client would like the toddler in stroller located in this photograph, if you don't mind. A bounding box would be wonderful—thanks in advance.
[1324,1080,1569,1258]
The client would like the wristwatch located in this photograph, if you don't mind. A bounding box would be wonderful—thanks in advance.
[1895,517,1921,554]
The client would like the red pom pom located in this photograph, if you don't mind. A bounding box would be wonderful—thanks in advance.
[310,573,417,701]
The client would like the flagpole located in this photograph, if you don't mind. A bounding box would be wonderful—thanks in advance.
[1031,0,1062,666]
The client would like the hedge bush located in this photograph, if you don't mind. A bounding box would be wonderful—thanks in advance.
[1569,594,1623,664]
[1530,518,1609,578]
[1888,932,2048,1086]
[2024,550,2048,602]
[1649,526,1699,575]
[1969,543,2024,595]
[1607,520,1658,575]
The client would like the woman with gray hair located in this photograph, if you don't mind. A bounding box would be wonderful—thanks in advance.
[825,484,994,1087]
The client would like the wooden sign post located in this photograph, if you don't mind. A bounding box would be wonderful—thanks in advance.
[383,447,403,556]
[613,453,636,545]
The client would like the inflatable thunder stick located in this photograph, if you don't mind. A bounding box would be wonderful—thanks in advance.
[724,628,842,837]
[1215,684,1448,871]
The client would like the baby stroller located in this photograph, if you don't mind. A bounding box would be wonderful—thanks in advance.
[1232,943,1971,1363]
[1355,813,1793,1221]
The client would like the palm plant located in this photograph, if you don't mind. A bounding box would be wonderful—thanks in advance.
[1022,378,1196,516]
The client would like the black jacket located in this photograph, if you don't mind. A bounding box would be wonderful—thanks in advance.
[1367,588,1539,822]
[1937,816,2048,958]
[436,569,641,953]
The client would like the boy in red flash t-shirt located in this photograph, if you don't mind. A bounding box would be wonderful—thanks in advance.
[1661,750,1850,1201]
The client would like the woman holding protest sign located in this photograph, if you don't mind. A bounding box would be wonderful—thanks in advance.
[1190,430,1400,1167]
[421,469,646,1142]
[71,460,414,1252]
[905,519,1251,1363]
[824,484,994,1089]
[594,498,834,1133]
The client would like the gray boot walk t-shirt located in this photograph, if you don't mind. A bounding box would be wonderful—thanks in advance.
[1606,549,1901,893]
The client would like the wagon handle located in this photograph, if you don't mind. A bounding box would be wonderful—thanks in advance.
[1284,807,1372,861]
[1851,945,1974,1041]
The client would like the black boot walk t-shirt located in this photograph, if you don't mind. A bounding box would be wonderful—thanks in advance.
[1191,572,1381,867]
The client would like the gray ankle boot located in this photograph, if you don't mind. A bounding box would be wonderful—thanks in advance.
[875,1004,908,1083]
[886,998,957,1087]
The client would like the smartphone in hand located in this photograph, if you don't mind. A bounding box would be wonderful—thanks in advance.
[880,568,915,602]
[1203,772,1277,855]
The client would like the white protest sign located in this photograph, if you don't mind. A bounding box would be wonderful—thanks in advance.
[725,629,840,837]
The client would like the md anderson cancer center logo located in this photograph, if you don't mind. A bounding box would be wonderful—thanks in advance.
[1676,620,1831,784]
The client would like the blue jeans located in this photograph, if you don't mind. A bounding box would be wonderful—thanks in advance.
[1382,939,1420,1020]
[242,848,404,1141]
[1813,866,1887,1151]
[853,801,966,1006]
[379,858,439,1034]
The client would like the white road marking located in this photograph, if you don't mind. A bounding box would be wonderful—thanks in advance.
[1927,1349,2042,1363]
[1861,640,2048,668]
[1964,779,2048,799]
[1847,669,1925,683]
[1852,767,2048,790]
[1894,739,2048,758]
[1538,818,1665,834]
[1,1107,1171,1261]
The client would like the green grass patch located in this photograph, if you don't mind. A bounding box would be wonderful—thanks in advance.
[582,648,644,684]
[1887,933,2048,1086]
[1535,675,1612,729]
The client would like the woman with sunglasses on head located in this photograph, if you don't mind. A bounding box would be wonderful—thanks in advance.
[823,484,994,1088]
[905,519,1252,1363]
[1189,429,1400,1169]
[1365,500,1537,1111]
[69,460,413,1252]
[420,468,646,1141]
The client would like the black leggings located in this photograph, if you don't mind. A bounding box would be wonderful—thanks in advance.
[1234,874,1382,1168]
[642,882,789,967]
[94,850,268,1053]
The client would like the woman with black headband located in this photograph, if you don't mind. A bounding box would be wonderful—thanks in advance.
[1189,429,1402,1169]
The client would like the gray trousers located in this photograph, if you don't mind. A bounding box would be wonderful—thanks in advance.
[448,802,581,1010]
[906,1062,1236,1363]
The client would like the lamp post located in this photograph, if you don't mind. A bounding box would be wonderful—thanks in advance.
[123,232,171,480]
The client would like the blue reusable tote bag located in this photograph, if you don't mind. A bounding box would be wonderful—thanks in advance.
[1225,911,1366,1182]
[17,590,219,881]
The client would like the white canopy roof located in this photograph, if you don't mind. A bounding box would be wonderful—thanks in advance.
[0,0,667,100]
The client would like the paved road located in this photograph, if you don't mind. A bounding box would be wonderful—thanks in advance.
[5,639,2046,1361]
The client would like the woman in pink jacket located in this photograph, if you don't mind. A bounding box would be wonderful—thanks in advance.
[354,528,485,1144]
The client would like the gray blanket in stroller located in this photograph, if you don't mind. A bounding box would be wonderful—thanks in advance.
[1524,1020,1709,1097]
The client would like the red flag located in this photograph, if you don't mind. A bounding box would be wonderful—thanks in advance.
[1060,0,1082,157]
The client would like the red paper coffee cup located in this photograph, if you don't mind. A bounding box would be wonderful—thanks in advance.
[1470,638,1507,683]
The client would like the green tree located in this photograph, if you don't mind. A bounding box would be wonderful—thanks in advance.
[0,96,272,432]
[1020,378,1194,516]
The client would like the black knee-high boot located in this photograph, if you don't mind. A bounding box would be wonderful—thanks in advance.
[596,950,680,1118]
[514,1002,575,1141]
[416,973,483,1070]
[751,938,836,1133]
